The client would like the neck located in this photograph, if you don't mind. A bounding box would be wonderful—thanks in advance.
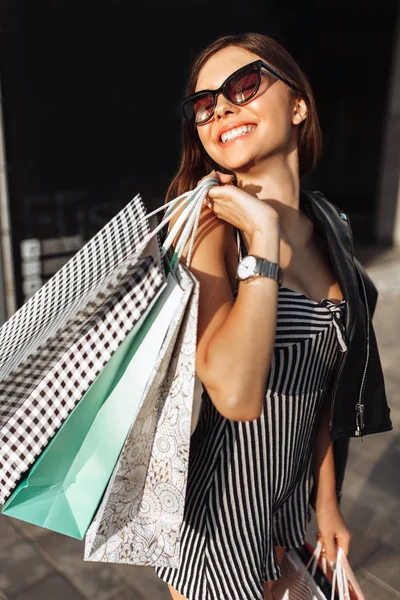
[235,155,310,247]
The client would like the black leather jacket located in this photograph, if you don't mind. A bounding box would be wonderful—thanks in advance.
[301,190,393,497]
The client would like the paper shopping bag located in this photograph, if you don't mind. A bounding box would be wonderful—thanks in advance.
[328,548,365,600]
[1,269,189,539]
[84,262,199,568]
[0,195,165,504]
[271,542,334,600]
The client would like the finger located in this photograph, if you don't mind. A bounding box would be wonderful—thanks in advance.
[215,172,234,184]
[203,197,214,211]
[336,532,352,557]
[202,170,233,185]
[316,533,326,557]
[197,170,218,187]
[323,536,338,566]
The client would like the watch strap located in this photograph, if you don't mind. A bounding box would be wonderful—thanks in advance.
[256,257,283,287]
[237,255,283,286]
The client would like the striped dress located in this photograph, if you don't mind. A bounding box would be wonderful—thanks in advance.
[156,285,347,600]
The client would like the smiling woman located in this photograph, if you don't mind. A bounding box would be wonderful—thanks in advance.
[153,32,392,600]
[170,32,322,199]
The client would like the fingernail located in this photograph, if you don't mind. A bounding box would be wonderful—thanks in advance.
[329,561,336,571]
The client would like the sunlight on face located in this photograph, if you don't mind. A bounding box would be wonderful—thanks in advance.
[195,47,297,176]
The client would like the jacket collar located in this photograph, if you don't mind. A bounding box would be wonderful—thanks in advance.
[300,190,359,338]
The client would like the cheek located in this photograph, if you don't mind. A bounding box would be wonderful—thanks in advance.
[196,127,207,148]
[256,92,293,134]
[197,126,218,159]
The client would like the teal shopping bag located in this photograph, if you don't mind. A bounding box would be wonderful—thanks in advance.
[1,271,187,539]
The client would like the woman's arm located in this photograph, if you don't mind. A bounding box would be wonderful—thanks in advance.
[187,211,279,422]
[312,399,352,564]
[168,177,281,422]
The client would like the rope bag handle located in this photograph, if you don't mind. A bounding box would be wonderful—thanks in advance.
[135,177,219,276]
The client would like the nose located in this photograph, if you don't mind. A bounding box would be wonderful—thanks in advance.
[214,92,239,119]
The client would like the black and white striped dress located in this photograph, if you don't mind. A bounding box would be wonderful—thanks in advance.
[156,285,347,600]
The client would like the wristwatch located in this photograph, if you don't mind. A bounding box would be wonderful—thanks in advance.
[236,255,283,286]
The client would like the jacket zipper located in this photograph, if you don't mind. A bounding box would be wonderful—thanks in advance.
[354,262,371,437]
[327,212,355,436]
[327,211,370,438]
[329,264,371,438]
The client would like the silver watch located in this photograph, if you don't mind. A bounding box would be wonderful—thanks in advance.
[236,255,283,286]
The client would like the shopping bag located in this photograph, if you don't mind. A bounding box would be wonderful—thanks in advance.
[297,543,365,600]
[1,269,187,539]
[81,179,221,567]
[84,261,199,568]
[271,541,335,600]
[272,541,365,600]
[1,175,214,550]
[0,195,166,504]
[330,548,365,600]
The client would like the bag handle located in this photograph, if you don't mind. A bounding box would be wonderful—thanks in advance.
[331,547,366,600]
[295,539,324,584]
[136,177,219,273]
[295,542,365,600]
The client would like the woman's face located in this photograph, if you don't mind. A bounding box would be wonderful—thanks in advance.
[194,46,305,175]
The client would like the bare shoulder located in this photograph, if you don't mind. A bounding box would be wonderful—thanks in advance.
[166,197,235,269]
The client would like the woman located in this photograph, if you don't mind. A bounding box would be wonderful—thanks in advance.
[155,32,392,600]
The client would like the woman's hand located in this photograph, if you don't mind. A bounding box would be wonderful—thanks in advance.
[200,170,279,239]
[315,498,352,569]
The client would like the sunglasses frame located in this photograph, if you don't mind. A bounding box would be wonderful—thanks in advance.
[181,59,300,125]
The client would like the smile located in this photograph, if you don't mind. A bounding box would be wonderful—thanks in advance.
[220,125,255,144]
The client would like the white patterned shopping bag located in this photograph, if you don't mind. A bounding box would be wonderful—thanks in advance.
[84,261,199,568]
[271,542,332,600]
[0,194,166,504]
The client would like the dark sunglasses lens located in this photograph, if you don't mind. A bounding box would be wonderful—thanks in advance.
[189,93,215,123]
[226,65,260,103]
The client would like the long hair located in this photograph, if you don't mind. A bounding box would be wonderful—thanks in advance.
[165,32,322,203]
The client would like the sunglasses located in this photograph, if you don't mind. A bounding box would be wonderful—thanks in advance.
[181,59,300,125]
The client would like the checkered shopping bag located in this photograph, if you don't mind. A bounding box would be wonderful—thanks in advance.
[0,194,165,504]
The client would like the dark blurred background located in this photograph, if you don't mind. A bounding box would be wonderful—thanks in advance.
[0,0,399,310]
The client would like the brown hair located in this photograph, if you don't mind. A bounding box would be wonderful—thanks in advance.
[165,32,322,203]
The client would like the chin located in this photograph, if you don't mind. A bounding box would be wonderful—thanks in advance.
[223,158,257,173]
[212,150,254,171]
[215,145,277,173]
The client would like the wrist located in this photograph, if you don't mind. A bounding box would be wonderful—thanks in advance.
[247,226,280,264]
[248,211,280,237]
[315,494,339,512]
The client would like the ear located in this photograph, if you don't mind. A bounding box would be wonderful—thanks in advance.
[292,97,308,125]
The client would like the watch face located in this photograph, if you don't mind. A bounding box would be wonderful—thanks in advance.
[237,255,257,280]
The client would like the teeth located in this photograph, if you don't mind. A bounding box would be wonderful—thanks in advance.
[221,125,254,144]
